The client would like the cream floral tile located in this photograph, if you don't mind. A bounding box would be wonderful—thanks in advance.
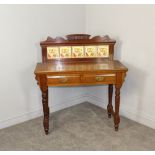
[72,46,84,58]
[47,47,59,59]
[60,46,71,58]
[97,45,109,57]
[85,46,97,57]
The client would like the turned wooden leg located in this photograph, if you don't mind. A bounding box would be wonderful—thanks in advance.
[114,84,121,131]
[42,88,49,135]
[38,75,50,135]
[107,84,113,118]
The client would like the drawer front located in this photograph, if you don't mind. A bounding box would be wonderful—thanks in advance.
[81,74,116,84]
[47,75,80,86]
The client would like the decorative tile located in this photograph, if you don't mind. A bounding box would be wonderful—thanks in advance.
[47,47,59,59]
[85,46,97,57]
[97,45,109,57]
[60,46,71,58]
[72,46,84,58]
[47,45,109,59]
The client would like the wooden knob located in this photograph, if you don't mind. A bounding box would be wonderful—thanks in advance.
[60,78,68,83]
[96,76,104,82]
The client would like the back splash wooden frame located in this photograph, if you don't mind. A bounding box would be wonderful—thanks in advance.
[40,34,116,63]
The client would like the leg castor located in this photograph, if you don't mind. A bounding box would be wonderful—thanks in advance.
[115,126,119,131]
[44,129,49,135]
[108,113,111,118]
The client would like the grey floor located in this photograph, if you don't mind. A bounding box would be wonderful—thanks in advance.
[0,102,155,151]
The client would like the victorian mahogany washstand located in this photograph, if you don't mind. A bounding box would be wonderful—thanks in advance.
[34,34,128,135]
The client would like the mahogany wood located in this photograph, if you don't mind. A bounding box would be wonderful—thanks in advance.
[34,34,128,134]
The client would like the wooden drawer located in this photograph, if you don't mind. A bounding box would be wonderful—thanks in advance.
[47,75,80,86]
[81,74,116,84]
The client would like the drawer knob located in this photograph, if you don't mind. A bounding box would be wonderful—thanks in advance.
[60,78,68,83]
[96,76,104,82]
